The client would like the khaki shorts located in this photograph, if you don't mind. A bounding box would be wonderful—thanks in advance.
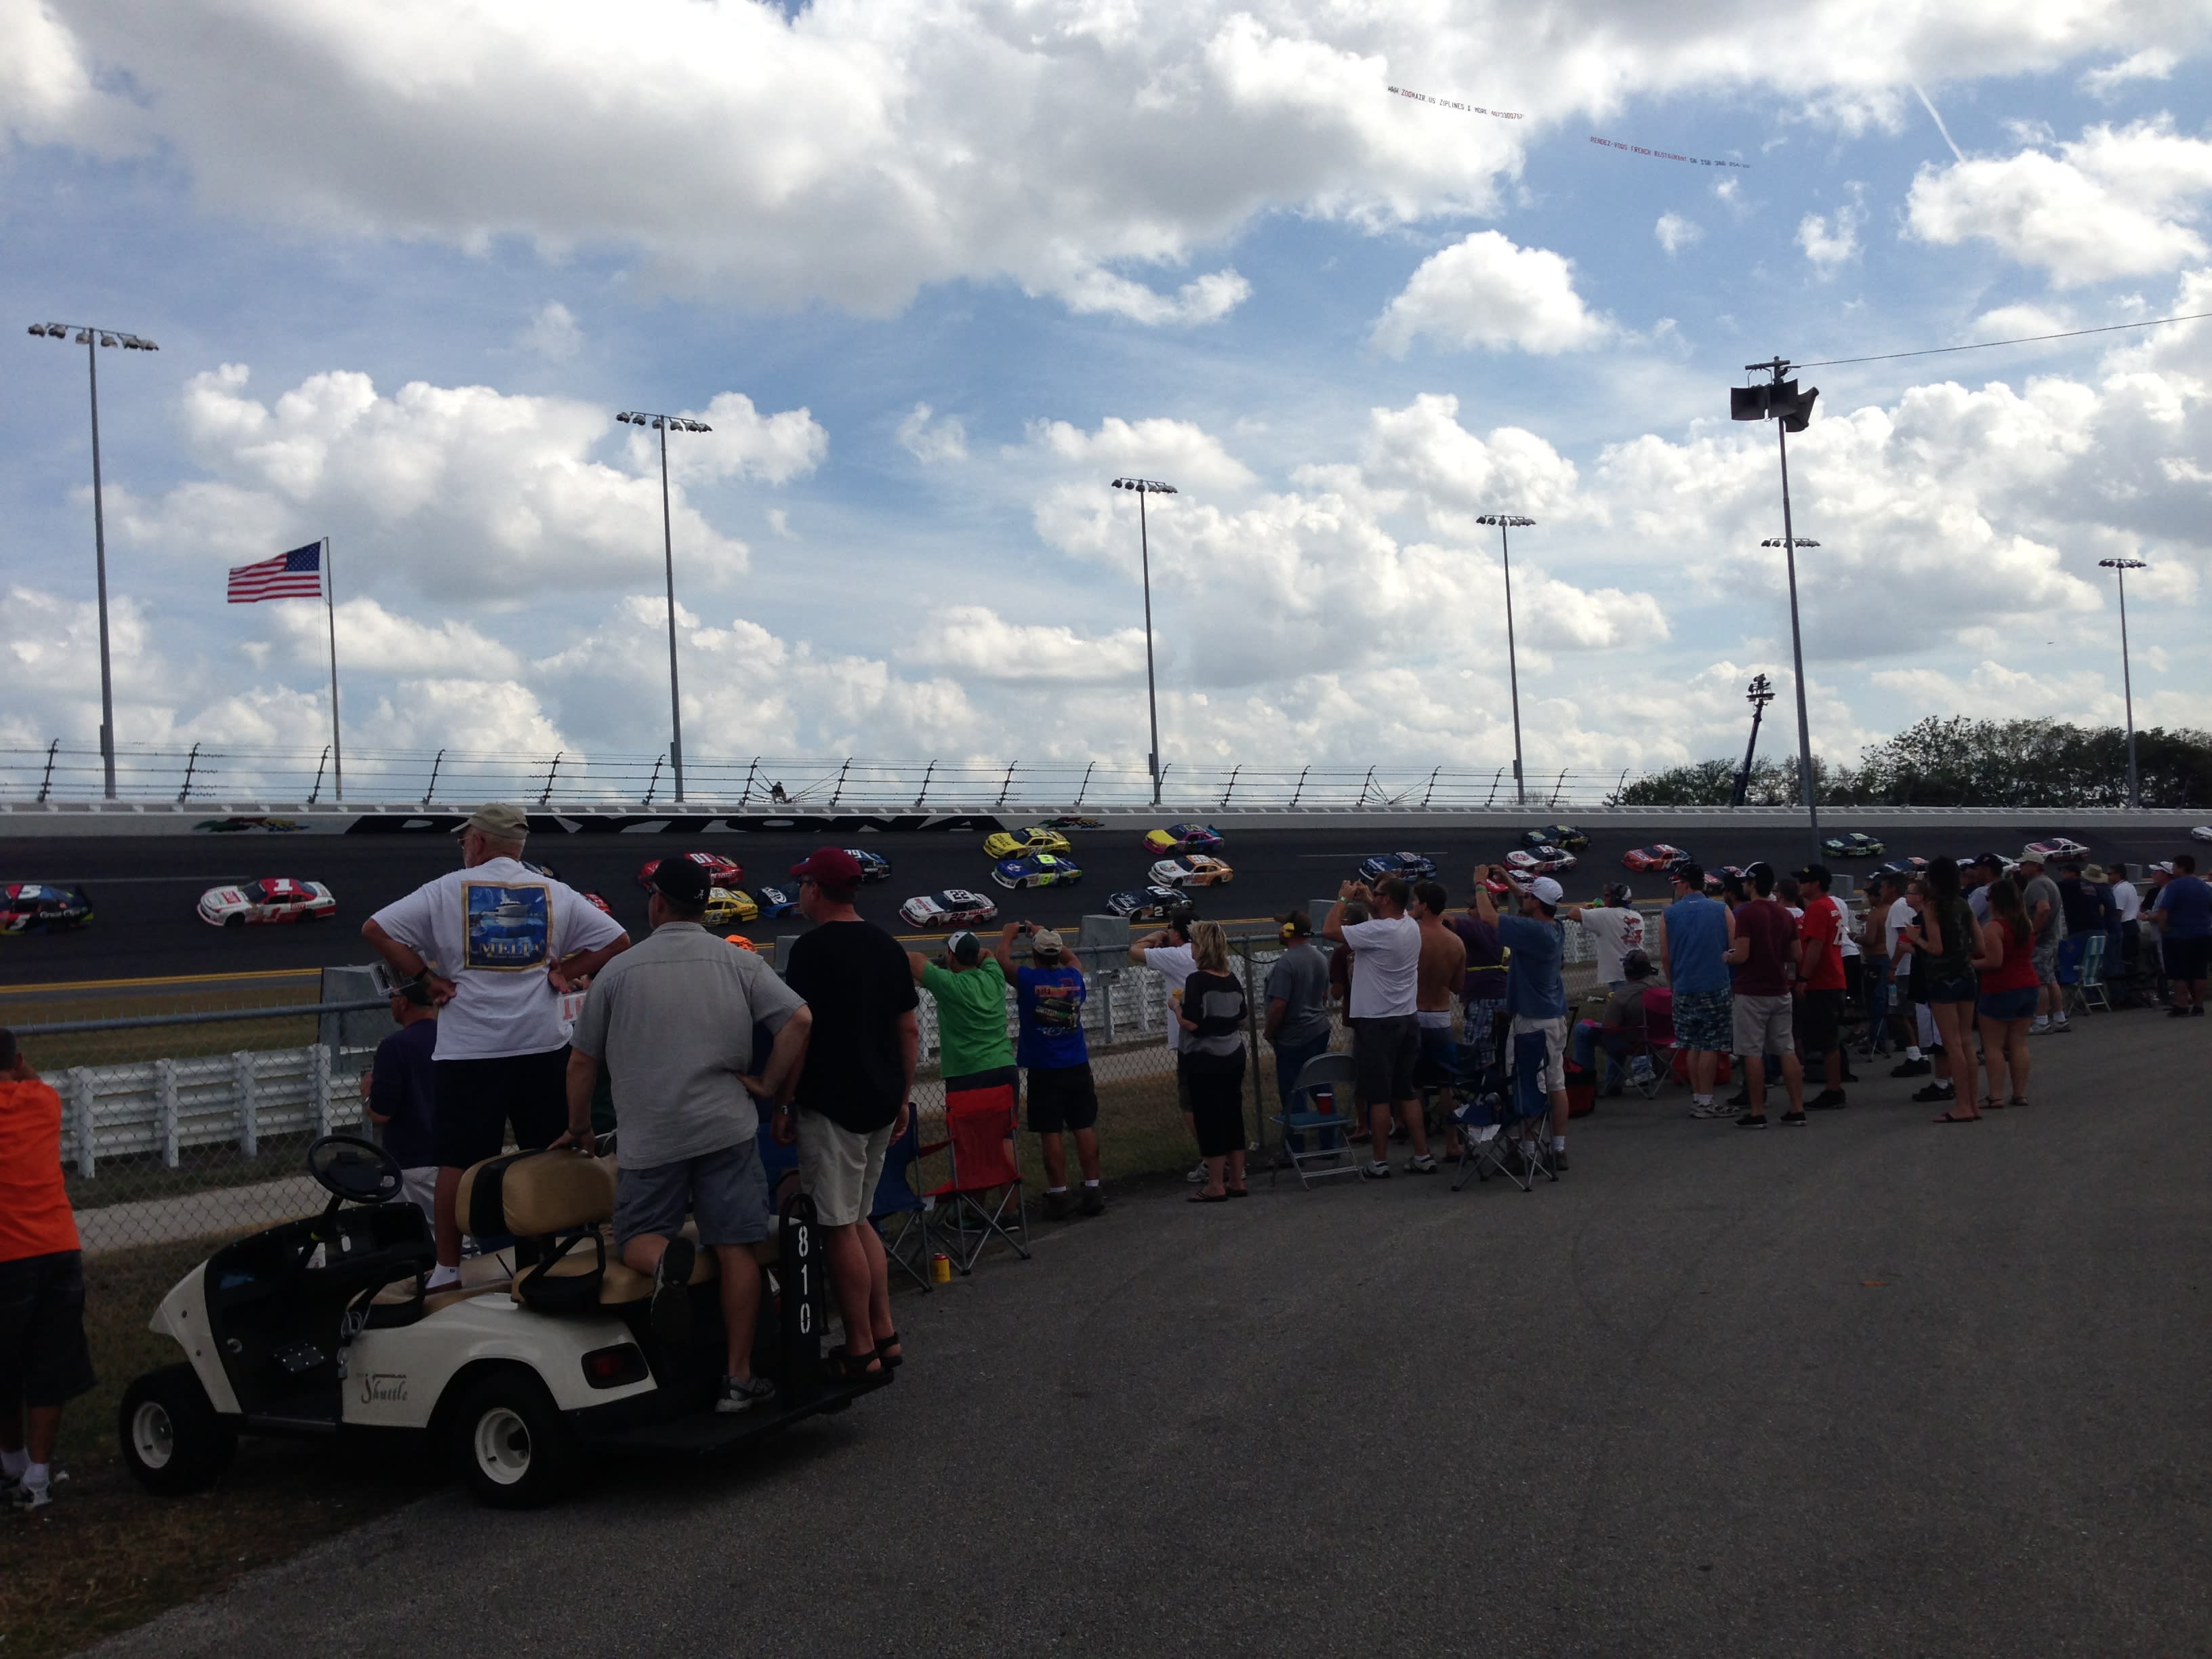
[796,1111,895,1228]
[1510,1015,1568,1094]
[1732,994,1795,1058]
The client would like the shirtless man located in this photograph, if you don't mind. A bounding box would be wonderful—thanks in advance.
[1409,881,1467,1147]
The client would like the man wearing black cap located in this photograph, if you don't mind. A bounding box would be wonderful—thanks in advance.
[363,802,630,1292]
[558,853,811,1412]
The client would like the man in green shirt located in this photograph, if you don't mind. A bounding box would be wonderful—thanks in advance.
[908,930,1017,1095]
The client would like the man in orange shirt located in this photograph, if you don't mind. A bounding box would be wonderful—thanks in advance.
[0,1027,94,1511]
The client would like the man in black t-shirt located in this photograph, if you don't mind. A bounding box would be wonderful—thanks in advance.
[363,981,440,1227]
[778,848,919,1380]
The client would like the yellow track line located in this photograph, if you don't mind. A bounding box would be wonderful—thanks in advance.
[0,966,322,996]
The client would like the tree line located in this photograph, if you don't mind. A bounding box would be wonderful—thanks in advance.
[1612,718,2212,809]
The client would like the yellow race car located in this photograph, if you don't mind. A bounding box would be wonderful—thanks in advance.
[704,886,759,926]
[982,827,1073,860]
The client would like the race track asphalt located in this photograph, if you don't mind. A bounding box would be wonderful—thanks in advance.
[83,1007,2211,1658]
[3,817,2203,986]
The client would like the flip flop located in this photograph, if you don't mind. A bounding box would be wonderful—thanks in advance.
[2007,1097,2030,1108]
[1225,1186,1250,1198]
[1932,1110,1982,1124]
[1187,1191,1229,1204]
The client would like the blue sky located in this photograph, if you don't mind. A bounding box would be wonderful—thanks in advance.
[3,2,2208,793]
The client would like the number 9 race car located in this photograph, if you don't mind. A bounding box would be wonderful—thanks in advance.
[197,878,336,928]
[2,882,94,934]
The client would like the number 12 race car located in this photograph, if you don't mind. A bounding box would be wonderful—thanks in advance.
[2,882,94,934]
[197,878,336,927]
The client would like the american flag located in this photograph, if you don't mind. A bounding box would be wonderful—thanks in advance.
[227,543,323,602]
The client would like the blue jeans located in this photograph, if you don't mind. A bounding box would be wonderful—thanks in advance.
[1571,1019,1630,1085]
[1272,1032,1335,1150]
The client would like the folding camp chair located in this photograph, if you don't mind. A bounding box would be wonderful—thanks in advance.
[920,1081,1029,1274]
[1626,987,1678,1099]
[871,1116,933,1292]
[1451,1036,1558,1192]
[2067,932,2113,1015]
[1271,1052,1360,1189]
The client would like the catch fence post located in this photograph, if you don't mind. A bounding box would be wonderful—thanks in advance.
[914,760,935,808]
[69,1068,96,1179]
[308,745,329,805]
[422,748,446,807]
[1219,766,1239,808]
[312,1045,335,1137]
[642,752,663,806]
[1099,972,1118,1046]
[1486,766,1502,807]
[997,762,1017,808]
[1075,761,1093,807]
[37,739,60,802]
[234,1051,260,1160]
[739,758,759,807]
[1357,766,1375,806]
[1290,765,1308,808]
[832,758,851,808]
[176,742,203,804]
[1551,767,1568,808]
[156,1058,181,1169]
[1423,767,1439,807]
[538,752,562,805]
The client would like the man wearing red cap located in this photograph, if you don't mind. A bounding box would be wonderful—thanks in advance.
[779,848,918,1379]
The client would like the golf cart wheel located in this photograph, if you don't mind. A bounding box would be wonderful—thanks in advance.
[118,1364,236,1496]
[449,1371,578,1509]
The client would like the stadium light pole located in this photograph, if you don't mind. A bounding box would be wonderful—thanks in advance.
[1111,476,1176,805]
[27,321,160,799]
[2098,556,2149,808]
[617,410,713,804]
[1474,514,1535,805]
[1735,357,1823,866]
[1761,538,1822,857]
[1732,672,1775,808]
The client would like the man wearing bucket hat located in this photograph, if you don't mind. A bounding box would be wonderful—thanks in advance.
[991,920,1103,1218]
[2013,846,2068,1034]
[363,803,631,1291]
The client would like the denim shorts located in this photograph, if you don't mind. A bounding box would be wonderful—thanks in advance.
[1925,971,1978,1005]
[615,1137,772,1249]
[1978,985,2039,1023]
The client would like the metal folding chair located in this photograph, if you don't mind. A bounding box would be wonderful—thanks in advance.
[1271,1052,1360,1189]
[919,1082,1029,1274]
[869,1116,933,1292]
[2068,932,2113,1015]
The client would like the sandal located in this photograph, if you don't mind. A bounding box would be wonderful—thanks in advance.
[1225,1185,1250,1198]
[2007,1097,2030,1108]
[1932,1109,1982,1124]
[877,1331,903,1370]
[825,1346,884,1380]
[1188,1191,1229,1204]
[1980,1097,2005,1110]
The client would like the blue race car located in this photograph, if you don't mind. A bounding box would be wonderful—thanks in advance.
[840,848,892,882]
[1107,885,1191,921]
[1356,851,1437,884]
[992,853,1082,891]
[752,883,805,920]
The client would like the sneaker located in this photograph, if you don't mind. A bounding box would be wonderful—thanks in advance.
[1735,1113,1768,1130]
[715,1374,777,1414]
[1360,1161,1391,1181]
[1689,1099,1731,1120]
[1912,1082,1957,1104]
[1890,1057,1932,1078]
[649,1236,696,1345]
[2049,1020,2072,1035]
[1725,1088,1750,1108]
[1185,1161,1208,1183]
[1552,1149,1570,1172]
[1044,1191,1078,1221]
[2029,1019,2050,1035]
[1778,1111,1808,1128]
[2169,1006,2192,1019]
[6,1479,52,1513]
[1838,1067,1861,1084]
[1406,1155,1438,1175]
[1079,1185,1105,1216]
[1808,1089,1849,1111]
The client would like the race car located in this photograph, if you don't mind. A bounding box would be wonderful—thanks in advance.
[192,817,306,834]
[520,859,560,881]
[724,933,760,953]
[1107,885,1191,921]
[840,848,893,882]
[2025,837,2090,861]
[1150,855,1235,888]
[898,890,1000,929]
[703,887,758,927]
[636,852,743,893]
[1878,857,1930,878]
[1823,832,1887,858]
[1,882,94,934]
[580,891,615,916]
[1355,852,1437,884]
[1622,844,1692,874]
[1507,844,1579,876]
[982,828,1072,860]
[993,853,1083,891]
[1039,815,1103,830]
[1142,823,1225,855]
[1520,824,1591,853]
[751,883,804,920]
[2192,826,2212,844]
[197,878,336,928]
[1975,852,2020,878]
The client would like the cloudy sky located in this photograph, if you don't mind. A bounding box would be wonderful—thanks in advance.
[4,1,2209,793]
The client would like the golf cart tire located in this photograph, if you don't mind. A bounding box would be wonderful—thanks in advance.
[118,1364,237,1496]
[449,1369,579,1509]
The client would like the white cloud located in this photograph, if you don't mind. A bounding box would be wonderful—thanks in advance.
[1372,232,1610,356]
[265,596,523,678]
[896,403,969,466]
[518,301,581,361]
[1655,212,1703,254]
[1057,266,1253,327]
[897,607,1152,684]
[2080,47,2178,99]
[1797,193,1864,274]
[1906,119,2212,286]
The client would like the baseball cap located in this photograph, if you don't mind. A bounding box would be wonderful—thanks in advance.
[789,846,864,888]
[1029,927,1065,958]
[2018,844,2046,863]
[1276,909,1313,940]
[1602,882,1632,906]
[1794,861,1832,888]
[453,802,529,840]
[650,852,713,905]
[1528,876,1564,906]
[946,929,983,964]
[1622,948,1656,981]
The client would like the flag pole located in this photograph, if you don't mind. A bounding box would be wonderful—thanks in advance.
[323,535,343,802]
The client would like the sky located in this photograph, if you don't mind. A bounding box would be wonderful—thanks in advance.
[3,0,2209,795]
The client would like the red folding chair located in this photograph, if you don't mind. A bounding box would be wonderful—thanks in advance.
[920,1082,1029,1275]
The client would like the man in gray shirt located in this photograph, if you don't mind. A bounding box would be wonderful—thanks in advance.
[556,855,812,1414]
[2016,847,2068,1033]
[1264,912,1334,1131]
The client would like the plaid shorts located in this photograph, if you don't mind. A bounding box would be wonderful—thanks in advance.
[1460,998,1507,1071]
[1673,987,1734,1053]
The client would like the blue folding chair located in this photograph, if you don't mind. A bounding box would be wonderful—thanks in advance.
[870,1115,933,1292]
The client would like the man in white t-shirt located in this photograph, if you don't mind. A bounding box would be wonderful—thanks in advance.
[1130,912,1200,1174]
[2109,862,2144,991]
[1564,883,1645,991]
[1324,876,1430,1178]
[363,803,630,1288]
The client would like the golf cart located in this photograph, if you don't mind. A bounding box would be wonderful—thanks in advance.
[118,1134,885,1507]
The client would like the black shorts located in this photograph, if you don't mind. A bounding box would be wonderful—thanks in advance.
[1351,1015,1419,1105]
[0,1250,96,1408]
[944,1064,1020,1103]
[1025,1064,1099,1134]
[2166,937,2211,983]
[1799,989,1845,1055]
[433,1048,570,1170]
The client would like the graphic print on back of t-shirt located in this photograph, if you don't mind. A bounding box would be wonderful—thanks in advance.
[1030,980,1083,1033]
[463,881,552,970]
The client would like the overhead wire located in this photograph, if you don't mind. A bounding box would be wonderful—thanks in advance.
[1795,310,2212,369]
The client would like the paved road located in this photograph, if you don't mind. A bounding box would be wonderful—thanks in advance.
[5,818,2201,985]
[91,1010,2211,1658]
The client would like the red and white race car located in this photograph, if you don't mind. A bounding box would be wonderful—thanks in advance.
[1507,844,1579,876]
[636,853,744,893]
[1622,844,1692,874]
[897,890,999,929]
[197,878,336,928]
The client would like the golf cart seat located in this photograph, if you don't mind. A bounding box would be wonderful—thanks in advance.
[369,1251,512,1315]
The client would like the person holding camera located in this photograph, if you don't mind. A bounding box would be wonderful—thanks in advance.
[991,921,1103,1218]
[1130,911,1202,1172]
[1176,922,1250,1202]
[910,928,1017,1097]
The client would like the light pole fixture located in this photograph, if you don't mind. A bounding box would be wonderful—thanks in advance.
[28,321,160,800]
[1734,356,1823,864]
[1474,513,1536,805]
[2099,556,2149,808]
[1111,476,1176,805]
[617,409,713,803]
[1732,672,1776,807]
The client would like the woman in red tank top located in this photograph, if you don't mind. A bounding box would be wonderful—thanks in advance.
[1972,878,2040,1109]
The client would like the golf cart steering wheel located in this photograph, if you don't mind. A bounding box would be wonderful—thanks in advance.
[305,1134,404,1206]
